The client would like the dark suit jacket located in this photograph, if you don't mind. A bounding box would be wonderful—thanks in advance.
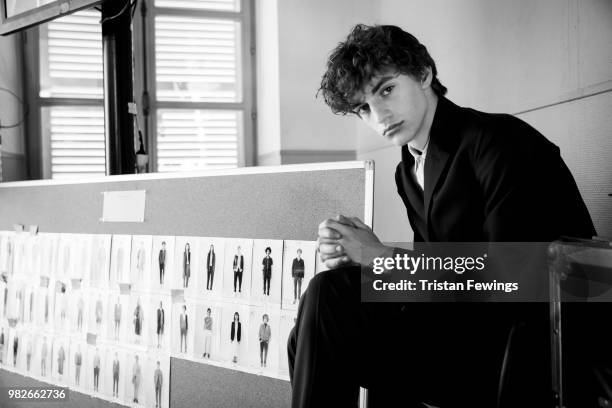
[230,321,241,342]
[395,97,595,243]
[391,97,595,406]
[207,250,216,271]
[233,255,244,273]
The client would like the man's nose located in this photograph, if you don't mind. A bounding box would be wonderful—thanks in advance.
[371,103,391,127]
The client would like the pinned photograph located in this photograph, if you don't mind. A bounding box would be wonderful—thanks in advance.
[90,234,111,287]
[0,280,7,319]
[87,344,106,394]
[23,285,36,326]
[28,234,42,278]
[104,347,126,401]
[70,288,87,334]
[39,233,59,278]
[37,334,52,379]
[52,336,69,383]
[88,288,107,337]
[129,294,149,346]
[110,235,132,285]
[222,239,253,301]
[11,233,28,277]
[71,234,92,280]
[69,341,87,389]
[149,295,171,351]
[278,311,297,378]
[108,291,129,343]
[220,305,249,366]
[37,284,55,329]
[23,331,34,374]
[250,240,283,304]
[124,351,146,406]
[173,236,199,292]
[0,323,7,366]
[131,235,153,289]
[193,303,221,361]
[171,301,193,355]
[56,234,75,281]
[144,354,170,408]
[151,236,175,290]
[281,241,317,310]
[53,281,70,332]
[247,309,280,372]
[198,238,226,296]
[0,231,15,276]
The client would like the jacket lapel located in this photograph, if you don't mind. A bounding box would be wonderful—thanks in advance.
[423,97,459,235]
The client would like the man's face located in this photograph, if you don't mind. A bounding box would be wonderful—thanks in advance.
[351,67,431,146]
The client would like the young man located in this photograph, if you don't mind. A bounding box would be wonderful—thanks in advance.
[288,24,595,408]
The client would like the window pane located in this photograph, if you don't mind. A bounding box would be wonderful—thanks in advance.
[157,109,241,172]
[41,106,106,179]
[39,10,103,99]
[155,16,242,102]
[154,0,240,12]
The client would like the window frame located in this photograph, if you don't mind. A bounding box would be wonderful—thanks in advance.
[23,0,256,179]
[139,0,256,172]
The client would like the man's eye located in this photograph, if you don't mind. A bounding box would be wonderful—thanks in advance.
[381,85,394,96]
[357,104,370,115]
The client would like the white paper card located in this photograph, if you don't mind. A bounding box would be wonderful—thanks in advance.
[101,190,146,223]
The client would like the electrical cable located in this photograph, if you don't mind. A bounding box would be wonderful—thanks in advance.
[0,86,27,129]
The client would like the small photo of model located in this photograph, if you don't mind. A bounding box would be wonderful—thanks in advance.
[90,234,111,287]
[220,305,249,366]
[23,285,36,326]
[22,331,34,374]
[173,237,200,292]
[53,281,70,332]
[110,235,132,285]
[0,281,7,319]
[69,341,87,390]
[0,231,15,276]
[144,354,170,408]
[52,336,69,383]
[281,241,317,310]
[247,310,280,372]
[104,347,126,401]
[7,281,25,323]
[198,237,226,296]
[56,234,75,280]
[129,294,149,347]
[278,311,298,378]
[107,292,129,343]
[26,234,42,277]
[151,236,175,290]
[193,303,221,361]
[148,296,171,351]
[37,284,55,329]
[171,302,193,355]
[87,344,107,394]
[12,233,28,277]
[39,233,59,278]
[130,235,153,289]
[222,239,254,301]
[0,324,7,366]
[71,234,93,280]
[250,240,283,305]
[6,328,20,370]
[70,288,87,334]
[88,288,107,337]
[124,351,145,406]
[35,334,52,379]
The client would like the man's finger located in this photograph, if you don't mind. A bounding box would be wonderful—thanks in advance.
[324,255,351,269]
[321,219,355,238]
[318,243,344,257]
[349,217,371,230]
[318,225,341,240]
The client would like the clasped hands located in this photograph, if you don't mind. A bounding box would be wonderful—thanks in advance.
[317,214,392,269]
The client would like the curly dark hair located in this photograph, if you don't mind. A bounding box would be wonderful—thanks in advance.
[319,24,447,115]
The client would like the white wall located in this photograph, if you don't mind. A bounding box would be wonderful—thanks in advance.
[255,0,374,165]
[356,0,612,240]
[0,32,26,181]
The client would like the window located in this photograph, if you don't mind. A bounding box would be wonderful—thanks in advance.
[148,0,254,172]
[26,0,254,179]
[38,10,105,179]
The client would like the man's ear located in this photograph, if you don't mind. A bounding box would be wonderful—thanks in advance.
[421,67,433,90]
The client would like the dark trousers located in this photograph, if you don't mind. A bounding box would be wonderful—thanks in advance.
[263,274,271,295]
[93,367,99,390]
[207,268,214,290]
[159,263,164,284]
[113,373,119,395]
[293,277,303,300]
[287,266,551,408]
[156,385,162,406]
[260,340,269,364]
[234,271,243,292]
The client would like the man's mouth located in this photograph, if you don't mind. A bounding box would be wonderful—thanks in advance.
[383,121,404,137]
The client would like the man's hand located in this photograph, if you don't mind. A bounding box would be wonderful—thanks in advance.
[317,215,390,269]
